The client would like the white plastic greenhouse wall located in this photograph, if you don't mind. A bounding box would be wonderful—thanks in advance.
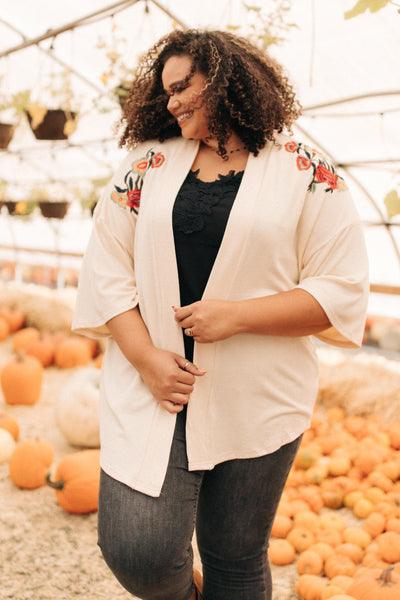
[0,0,399,317]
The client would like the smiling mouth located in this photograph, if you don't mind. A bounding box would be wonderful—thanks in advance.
[176,111,193,125]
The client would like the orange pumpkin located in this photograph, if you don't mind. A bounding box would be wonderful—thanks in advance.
[324,554,357,579]
[376,531,400,563]
[12,326,40,352]
[295,573,327,600]
[388,423,400,450]
[270,514,293,538]
[287,527,315,553]
[363,512,386,538]
[0,316,10,341]
[268,538,296,565]
[0,351,43,405]
[296,549,324,575]
[46,449,100,514]
[343,527,371,550]
[0,306,25,333]
[347,564,400,600]
[24,334,55,368]
[0,411,20,440]
[9,438,55,489]
[54,337,92,369]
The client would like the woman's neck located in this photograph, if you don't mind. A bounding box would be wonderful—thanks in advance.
[200,135,247,155]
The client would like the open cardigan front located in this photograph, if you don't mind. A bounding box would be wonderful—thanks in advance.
[72,135,369,496]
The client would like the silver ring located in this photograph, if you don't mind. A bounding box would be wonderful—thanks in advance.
[186,328,193,336]
[183,361,190,369]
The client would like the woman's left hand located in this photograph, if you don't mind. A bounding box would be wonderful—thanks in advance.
[173,300,239,343]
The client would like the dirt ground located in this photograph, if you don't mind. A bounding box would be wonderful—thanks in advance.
[1,284,399,600]
[0,331,301,600]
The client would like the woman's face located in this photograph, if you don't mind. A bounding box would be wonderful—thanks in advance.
[161,54,210,141]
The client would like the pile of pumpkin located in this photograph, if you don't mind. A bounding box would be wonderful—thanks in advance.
[0,415,100,514]
[0,304,103,515]
[269,405,400,599]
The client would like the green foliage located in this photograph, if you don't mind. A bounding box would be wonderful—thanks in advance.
[227,0,297,50]
[344,0,395,19]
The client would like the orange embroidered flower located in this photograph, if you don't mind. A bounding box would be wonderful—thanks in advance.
[296,155,312,171]
[285,141,298,153]
[133,159,149,174]
[151,152,165,168]
[315,165,338,189]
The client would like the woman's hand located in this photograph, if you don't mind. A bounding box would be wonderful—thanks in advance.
[173,300,239,343]
[139,347,206,414]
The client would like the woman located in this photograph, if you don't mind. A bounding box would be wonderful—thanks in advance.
[72,29,369,600]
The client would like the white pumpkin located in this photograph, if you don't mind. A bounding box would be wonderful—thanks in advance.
[0,428,16,463]
[56,367,101,448]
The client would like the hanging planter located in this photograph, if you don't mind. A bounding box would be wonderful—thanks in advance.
[4,200,37,216]
[26,109,77,141]
[0,122,16,149]
[38,201,70,219]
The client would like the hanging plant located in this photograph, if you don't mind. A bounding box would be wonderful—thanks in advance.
[26,107,77,141]
[25,69,79,140]
[0,122,15,150]
[30,186,70,220]
[0,89,31,148]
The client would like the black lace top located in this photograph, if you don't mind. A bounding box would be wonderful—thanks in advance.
[173,168,244,360]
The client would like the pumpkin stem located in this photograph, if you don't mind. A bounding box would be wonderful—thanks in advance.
[46,473,64,490]
[378,564,395,587]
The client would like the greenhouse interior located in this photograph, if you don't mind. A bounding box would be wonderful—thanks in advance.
[0,1,400,599]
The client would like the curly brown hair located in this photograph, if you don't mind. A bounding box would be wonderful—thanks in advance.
[119,29,301,158]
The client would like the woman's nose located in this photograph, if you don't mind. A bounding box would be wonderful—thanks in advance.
[167,94,179,112]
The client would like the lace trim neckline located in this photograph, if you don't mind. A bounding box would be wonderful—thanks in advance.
[190,168,244,184]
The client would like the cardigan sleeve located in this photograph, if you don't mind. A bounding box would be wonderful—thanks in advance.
[71,162,139,339]
[295,182,369,348]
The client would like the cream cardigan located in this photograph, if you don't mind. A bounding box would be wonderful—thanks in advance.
[72,135,369,496]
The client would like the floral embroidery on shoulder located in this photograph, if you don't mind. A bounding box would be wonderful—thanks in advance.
[110,149,165,213]
[284,140,347,193]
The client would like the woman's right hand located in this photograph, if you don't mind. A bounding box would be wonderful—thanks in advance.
[138,348,206,414]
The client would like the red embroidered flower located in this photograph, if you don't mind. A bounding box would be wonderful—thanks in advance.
[133,159,149,174]
[151,152,165,168]
[315,165,338,189]
[296,155,312,171]
[127,189,141,209]
[285,141,298,153]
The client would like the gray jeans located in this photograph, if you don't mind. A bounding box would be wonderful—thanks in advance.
[98,409,301,600]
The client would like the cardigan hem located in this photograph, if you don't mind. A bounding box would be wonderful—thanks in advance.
[187,427,308,472]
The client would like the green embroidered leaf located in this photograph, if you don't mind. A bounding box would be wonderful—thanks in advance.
[384,189,400,218]
[344,0,391,19]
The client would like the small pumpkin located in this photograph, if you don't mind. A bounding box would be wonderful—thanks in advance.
[12,326,40,352]
[0,351,43,405]
[270,514,293,538]
[362,512,386,538]
[295,573,327,600]
[296,549,324,575]
[0,316,10,341]
[347,564,400,600]
[0,306,25,333]
[324,554,357,579]
[0,411,20,440]
[376,531,400,563]
[287,527,315,553]
[46,449,100,514]
[24,334,55,368]
[9,438,55,489]
[54,337,92,369]
[342,526,371,550]
[268,538,296,565]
